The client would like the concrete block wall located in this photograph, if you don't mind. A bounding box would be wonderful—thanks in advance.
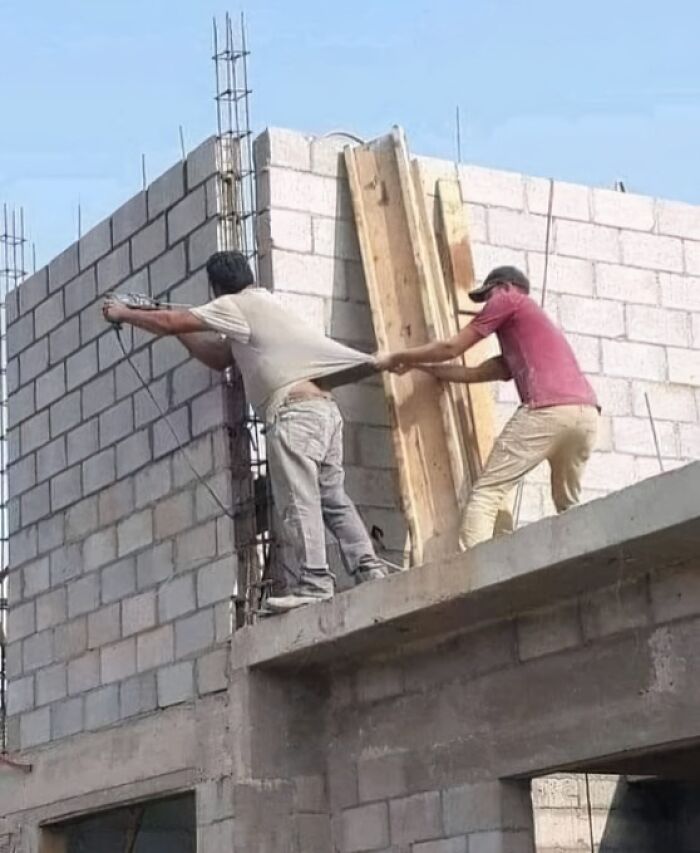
[255,127,700,533]
[4,136,236,750]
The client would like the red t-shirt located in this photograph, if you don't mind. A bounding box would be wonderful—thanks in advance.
[469,286,598,409]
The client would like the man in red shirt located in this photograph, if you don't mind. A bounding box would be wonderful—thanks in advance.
[381,266,599,550]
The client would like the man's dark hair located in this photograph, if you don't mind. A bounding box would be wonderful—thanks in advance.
[206,251,255,296]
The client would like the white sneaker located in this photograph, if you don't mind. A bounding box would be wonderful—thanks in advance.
[264,591,333,613]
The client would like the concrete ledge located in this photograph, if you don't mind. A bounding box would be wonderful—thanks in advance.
[231,462,700,669]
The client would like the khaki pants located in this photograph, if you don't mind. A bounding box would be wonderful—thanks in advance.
[460,404,599,550]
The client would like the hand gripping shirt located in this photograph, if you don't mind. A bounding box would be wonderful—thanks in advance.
[190,288,376,419]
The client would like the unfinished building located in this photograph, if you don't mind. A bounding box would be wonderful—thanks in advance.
[0,123,699,853]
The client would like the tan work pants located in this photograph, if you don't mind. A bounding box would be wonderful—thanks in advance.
[460,404,599,550]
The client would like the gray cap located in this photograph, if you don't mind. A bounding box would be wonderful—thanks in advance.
[469,266,531,303]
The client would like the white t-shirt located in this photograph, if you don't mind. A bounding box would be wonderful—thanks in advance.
[190,288,376,419]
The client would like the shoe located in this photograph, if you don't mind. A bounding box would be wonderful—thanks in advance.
[354,557,407,585]
[264,590,333,613]
[354,566,386,584]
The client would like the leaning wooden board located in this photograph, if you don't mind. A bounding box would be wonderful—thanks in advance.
[345,130,460,563]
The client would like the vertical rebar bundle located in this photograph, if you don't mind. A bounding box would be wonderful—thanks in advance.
[0,204,29,752]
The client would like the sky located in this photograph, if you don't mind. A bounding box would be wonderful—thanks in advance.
[1,0,699,267]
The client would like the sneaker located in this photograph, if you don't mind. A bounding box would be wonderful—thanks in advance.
[264,589,333,613]
[354,566,387,584]
[354,557,407,585]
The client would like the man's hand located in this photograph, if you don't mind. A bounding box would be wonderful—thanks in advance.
[102,298,127,326]
[374,352,398,372]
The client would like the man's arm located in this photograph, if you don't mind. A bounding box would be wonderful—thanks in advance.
[102,302,206,336]
[378,324,483,371]
[177,332,235,372]
[416,356,511,384]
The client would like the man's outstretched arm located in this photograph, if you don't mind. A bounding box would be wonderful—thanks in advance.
[416,356,511,384]
[102,302,206,336]
[177,332,235,371]
[377,324,482,371]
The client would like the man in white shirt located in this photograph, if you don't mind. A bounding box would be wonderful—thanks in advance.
[103,250,396,612]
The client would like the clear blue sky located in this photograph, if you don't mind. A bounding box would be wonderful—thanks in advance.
[1,0,698,267]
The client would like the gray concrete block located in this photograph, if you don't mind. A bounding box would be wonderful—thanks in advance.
[196,556,235,606]
[79,217,112,270]
[20,707,51,748]
[22,482,50,525]
[389,791,442,845]
[36,362,66,411]
[68,650,100,695]
[9,382,35,429]
[67,574,99,618]
[100,637,136,684]
[7,312,34,359]
[172,359,212,406]
[67,419,99,466]
[150,242,187,296]
[119,671,157,718]
[581,579,649,639]
[98,478,135,526]
[517,602,582,660]
[98,329,127,373]
[187,217,219,273]
[36,436,67,482]
[85,684,119,730]
[7,354,19,394]
[158,573,196,622]
[204,175,219,219]
[82,447,115,495]
[214,601,231,643]
[134,376,168,427]
[358,753,408,803]
[168,186,206,245]
[443,782,532,836]
[49,542,81,586]
[20,337,49,385]
[342,803,390,853]
[35,291,65,338]
[52,695,84,738]
[87,603,121,649]
[7,674,35,715]
[151,334,188,378]
[50,390,81,437]
[22,556,50,597]
[36,588,67,631]
[136,541,174,590]
[153,406,191,459]
[49,464,83,514]
[169,267,211,307]
[148,162,185,219]
[173,433,213,488]
[8,454,36,499]
[650,564,700,623]
[8,600,35,641]
[78,300,106,345]
[113,191,147,245]
[192,386,226,436]
[136,624,174,671]
[21,410,49,454]
[115,346,151,399]
[413,839,467,853]
[7,284,18,323]
[7,425,21,465]
[64,497,97,543]
[48,244,79,292]
[196,647,228,695]
[64,268,97,318]
[19,268,48,314]
[36,662,67,705]
[66,342,98,390]
[22,628,53,671]
[116,508,153,556]
[155,489,194,539]
[176,520,217,571]
[5,640,23,680]
[135,457,172,508]
[83,527,118,573]
[175,608,214,658]
[101,556,136,603]
[96,243,130,294]
[98,398,134,448]
[131,216,166,270]
[186,136,218,189]
[157,660,194,707]
[115,428,151,478]
[82,370,116,419]
[122,590,156,636]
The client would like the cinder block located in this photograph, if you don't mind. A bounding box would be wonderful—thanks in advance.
[7,355,19,394]
[558,295,625,339]
[517,602,581,660]
[7,674,34,715]
[8,312,34,360]
[64,268,97,318]
[23,556,50,597]
[329,299,375,347]
[48,244,79,292]
[626,303,689,347]
[136,541,174,590]
[137,624,174,672]
[49,542,82,586]
[346,466,398,509]
[117,508,153,556]
[20,707,51,748]
[82,447,115,495]
[131,216,166,270]
[122,590,156,636]
[96,243,130,294]
[66,420,98,467]
[175,520,217,571]
[458,164,524,210]
[148,162,185,219]
[630,379,696,425]
[196,647,228,695]
[87,603,121,649]
[659,272,700,311]
[172,359,212,407]
[115,346,151,400]
[192,386,226,437]
[36,588,67,631]
[588,376,631,416]
[443,782,532,836]
[334,383,390,427]
[152,407,191,461]
[85,684,119,729]
[52,695,84,738]
[150,242,187,296]
[657,199,700,239]
[469,830,533,853]
[168,186,206,245]
[97,329,126,373]
[413,838,467,853]
[255,127,311,173]
[119,671,157,718]
[83,528,117,574]
[5,640,23,680]
[79,217,112,269]
[555,221,620,263]
[527,254,594,297]
[262,167,352,220]
[596,262,658,305]
[49,390,81,437]
[621,231,683,272]
[169,267,211,306]
[68,650,100,694]
[101,556,136,603]
[23,628,54,671]
[68,573,99,618]
[20,410,48,455]
[679,423,700,458]
[66,342,98,391]
[8,454,36,499]
[186,136,218,189]
[112,192,147,245]
[20,337,49,385]
[19,267,48,314]
[579,450,636,491]
[668,347,700,386]
[271,290,325,333]
[134,457,172,508]
[526,177,590,221]
[82,370,116,419]
[270,249,342,300]
[188,218,219,272]
[471,243,527,283]
[36,436,67,483]
[36,662,67,705]
[8,600,35,641]
[612,415,677,457]
[358,753,407,802]
[175,608,214,658]
[157,660,194,707]
[194,471,232,523]
[9,383,36,431]
[8,424,21,464]
[488,209,548,252]
[592,188,655,230]
[98,479,135,527]
[155,490,194,539]
[35,291,65,338]
[22,482,50,525]
[565,333,600,374]
[100,637,136,684]
[97,398,134,449]
[36,362,66,412]
[601,339,666,381]
[155,570,195,624]
[685,240,700,275]
[259,209,312,255]
[342,803,390,853]
[116,429,152,478]
[389,791,442,845]
[78,299,107,345]
[581,579,649,640]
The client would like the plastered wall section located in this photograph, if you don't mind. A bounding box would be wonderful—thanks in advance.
[254,127,700,530]
[4,136,234,751]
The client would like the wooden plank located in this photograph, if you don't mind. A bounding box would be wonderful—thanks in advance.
[344,133,459,563]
